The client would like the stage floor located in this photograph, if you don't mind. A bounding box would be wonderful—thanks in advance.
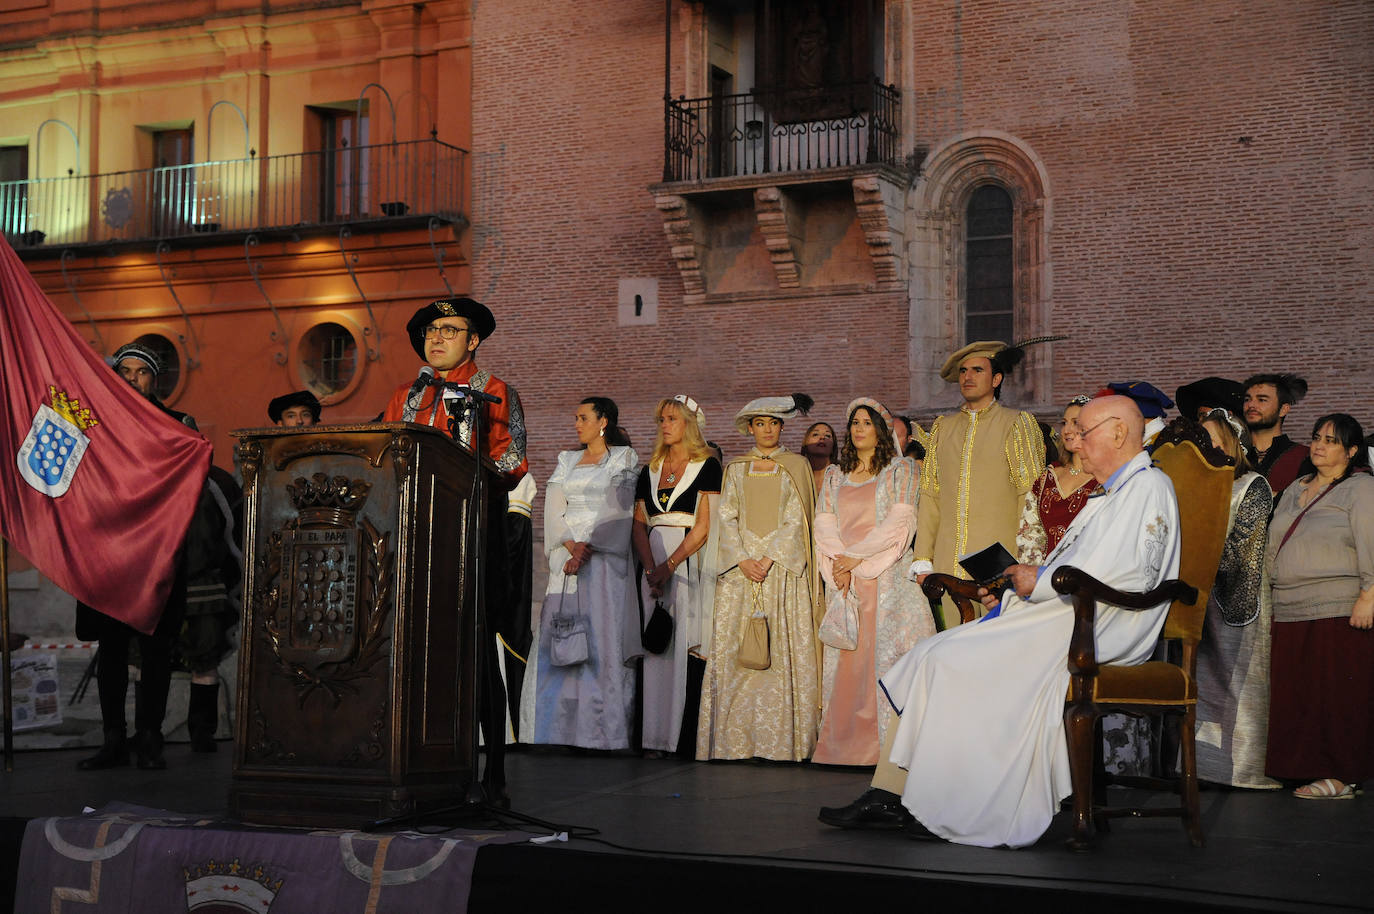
[3,744,1371,912]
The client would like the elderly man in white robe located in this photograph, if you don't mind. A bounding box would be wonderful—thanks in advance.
[819,396,1181,848]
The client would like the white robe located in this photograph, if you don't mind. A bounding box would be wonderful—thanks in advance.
[880,450,1181,848]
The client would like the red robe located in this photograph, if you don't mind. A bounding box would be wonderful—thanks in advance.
[382,360,528,487]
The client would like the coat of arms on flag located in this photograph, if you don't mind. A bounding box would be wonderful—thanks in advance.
[16,386,99,497]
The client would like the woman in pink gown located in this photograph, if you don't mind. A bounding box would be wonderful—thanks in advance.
[812,399,936,766]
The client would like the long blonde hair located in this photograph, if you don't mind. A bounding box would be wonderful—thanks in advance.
[649,398,712,469]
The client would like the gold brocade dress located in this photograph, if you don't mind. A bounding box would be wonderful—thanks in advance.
[697,454,820,761]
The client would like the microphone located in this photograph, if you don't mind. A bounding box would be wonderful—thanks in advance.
[448,385,503,405]
[442,385,466,416]
[409,365,436,393]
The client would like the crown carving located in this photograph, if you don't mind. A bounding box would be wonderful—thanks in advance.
[287,473,371,526]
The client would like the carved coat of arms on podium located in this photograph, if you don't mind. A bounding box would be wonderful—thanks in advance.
[256,472,394,705]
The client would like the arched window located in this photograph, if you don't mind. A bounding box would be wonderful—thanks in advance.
[964,184,1014,343]
[909,131,1051,409]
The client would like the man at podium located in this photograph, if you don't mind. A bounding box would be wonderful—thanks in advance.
[381,297,528,801]
[381,297,527,484]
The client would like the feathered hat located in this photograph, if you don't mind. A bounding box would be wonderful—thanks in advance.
[733,393,814,435]
[939,335,1066,383]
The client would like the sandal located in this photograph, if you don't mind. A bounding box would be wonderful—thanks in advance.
[1293,778,1355,800]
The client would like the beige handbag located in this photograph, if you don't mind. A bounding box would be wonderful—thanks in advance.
[736,581,771,670]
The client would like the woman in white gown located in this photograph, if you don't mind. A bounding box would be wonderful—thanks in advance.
[525,397,639,749]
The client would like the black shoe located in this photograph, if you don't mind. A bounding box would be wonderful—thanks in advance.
[187,682,220,753]
[818,788,913,829]
[902,815,941,841]
[134,730,166,770]
[77,730,130,770]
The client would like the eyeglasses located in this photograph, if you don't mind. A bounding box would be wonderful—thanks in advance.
[1077,416,1121,441]
[422,324,471,340]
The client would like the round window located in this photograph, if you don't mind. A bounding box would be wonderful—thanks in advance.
[132,333,181,402]
[298,321,359,398]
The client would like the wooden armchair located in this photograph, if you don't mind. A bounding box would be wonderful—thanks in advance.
[920,575,980,627]
[1056,429,1232,850]
[920,422,1234,851]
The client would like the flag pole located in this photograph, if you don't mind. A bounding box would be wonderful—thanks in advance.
[1,536,13,771]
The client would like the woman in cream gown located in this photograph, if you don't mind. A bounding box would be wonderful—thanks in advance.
[697,394,823,761]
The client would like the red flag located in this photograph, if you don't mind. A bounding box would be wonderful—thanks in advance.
[0,235,211,634]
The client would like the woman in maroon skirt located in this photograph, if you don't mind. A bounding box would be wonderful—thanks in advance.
[1265,413,1374,799]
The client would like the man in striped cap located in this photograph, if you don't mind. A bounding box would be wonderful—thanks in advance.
[77,342,201,770]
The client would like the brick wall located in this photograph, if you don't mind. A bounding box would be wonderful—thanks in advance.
[470,1,915,498]
[472,0,1372,516]
[909,0,1373,436]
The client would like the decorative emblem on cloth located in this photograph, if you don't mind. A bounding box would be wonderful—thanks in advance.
[184,858,285,912]
[257,473,394,705]
[16,386,99,497]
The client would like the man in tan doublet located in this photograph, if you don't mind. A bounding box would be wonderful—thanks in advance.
[912,341,1045,629]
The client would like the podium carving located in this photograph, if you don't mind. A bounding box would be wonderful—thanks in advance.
[229,423,487,825]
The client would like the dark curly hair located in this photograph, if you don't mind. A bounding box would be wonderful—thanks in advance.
[838,405,897,474]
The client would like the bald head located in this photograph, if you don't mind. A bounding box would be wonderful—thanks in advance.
[1076,395,1146,483]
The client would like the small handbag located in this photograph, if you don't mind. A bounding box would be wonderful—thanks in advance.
[642,600,673,654]
[817,588,859,651]
[736,582,771,670]
[549,578,590,667]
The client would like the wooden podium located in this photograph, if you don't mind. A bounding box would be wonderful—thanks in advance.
[228,423,490,826]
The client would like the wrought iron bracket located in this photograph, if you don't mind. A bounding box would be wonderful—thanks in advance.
[154,241,202,370]
[427,217,454,296]
[337,226,381,362]
[59,249,106,354]
[245,234,288,366]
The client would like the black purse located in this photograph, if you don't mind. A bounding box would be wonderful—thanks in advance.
[641,600,673,654]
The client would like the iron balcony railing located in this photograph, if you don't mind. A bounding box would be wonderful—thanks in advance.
[0,137,467,249]
[664,79,900,182]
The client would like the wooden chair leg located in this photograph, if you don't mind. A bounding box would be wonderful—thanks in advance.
[1092,717,1110,834]
[1064,701,1098,852]
[1179,706,1204,847]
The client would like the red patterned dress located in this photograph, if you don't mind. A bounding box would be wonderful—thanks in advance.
[1015,466,1100,562]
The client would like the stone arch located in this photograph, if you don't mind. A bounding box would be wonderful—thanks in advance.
[907,130,1054,412]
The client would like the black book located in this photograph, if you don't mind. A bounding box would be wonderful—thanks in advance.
[958,541,1018,587]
